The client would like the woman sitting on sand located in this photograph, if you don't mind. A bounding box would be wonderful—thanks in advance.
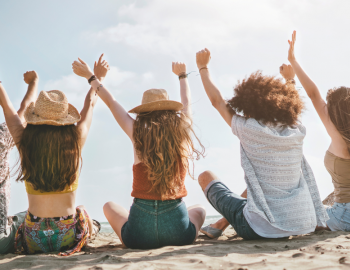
[288,31,350,231]
[0,55,109,256]
[195,47,329,240]
[0,71,38,254]
[72,59,206,249]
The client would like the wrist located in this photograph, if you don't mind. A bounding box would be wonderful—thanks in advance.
[29,78,39,84]
[85,72,94,80]
[199,67,209,74]
[97,77,104,82]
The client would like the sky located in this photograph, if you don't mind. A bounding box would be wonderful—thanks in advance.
[1,0,349,222]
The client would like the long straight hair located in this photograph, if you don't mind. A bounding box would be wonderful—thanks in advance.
[16,124,81,192]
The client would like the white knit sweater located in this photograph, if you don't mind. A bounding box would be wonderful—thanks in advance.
[232,115,329,231]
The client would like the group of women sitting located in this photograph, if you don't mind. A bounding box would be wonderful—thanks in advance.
[0,31,349,256]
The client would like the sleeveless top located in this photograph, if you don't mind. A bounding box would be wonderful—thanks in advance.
[131,162,187,200]
[25,176,79,195]
[324,150,350,203]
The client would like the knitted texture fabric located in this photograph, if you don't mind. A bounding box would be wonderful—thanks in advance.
[0,122,15,234]
[232,115,329,231]
[131,162,187,200]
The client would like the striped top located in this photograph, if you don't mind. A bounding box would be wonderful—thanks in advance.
[232,115,328,232]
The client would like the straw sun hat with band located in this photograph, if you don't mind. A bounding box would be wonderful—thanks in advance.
[24,90,81,126]
[128,89,183,114]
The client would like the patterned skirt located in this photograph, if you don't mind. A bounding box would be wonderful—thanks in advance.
[14,206,89,256]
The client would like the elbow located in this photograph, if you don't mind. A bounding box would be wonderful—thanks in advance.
[210,99,221,109]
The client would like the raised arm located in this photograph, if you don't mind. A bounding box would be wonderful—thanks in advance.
[0,83,24,144]
[287,31,342,143]
[72,57,134,140]
[172,62,192,121]
[196,48,235,126]
[19,71,39,122]
[75,54,109,148]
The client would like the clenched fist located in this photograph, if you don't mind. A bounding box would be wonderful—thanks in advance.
[279,64,295,81]
[172,62,186,76]
[196,48,211,70]
[23,71,38,84]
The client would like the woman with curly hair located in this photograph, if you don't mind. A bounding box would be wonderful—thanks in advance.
[288,31,350,231]
[72,59,206,249]
[196,48,328,240]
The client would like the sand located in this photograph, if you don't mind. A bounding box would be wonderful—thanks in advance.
[2,228,350,270]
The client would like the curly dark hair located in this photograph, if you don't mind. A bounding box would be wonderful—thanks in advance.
[227,71,304,126]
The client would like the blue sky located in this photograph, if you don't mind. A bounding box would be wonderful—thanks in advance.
[2,0,349,221]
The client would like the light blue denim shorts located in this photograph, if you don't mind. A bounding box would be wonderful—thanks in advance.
[326,202,350,231]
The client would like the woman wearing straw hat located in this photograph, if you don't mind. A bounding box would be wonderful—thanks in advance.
[72,58,206,249]
[0,55,108,256]
[0,71,38,254]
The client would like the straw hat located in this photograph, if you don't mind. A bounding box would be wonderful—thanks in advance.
[24,90,81,126]
[128,89,183,114]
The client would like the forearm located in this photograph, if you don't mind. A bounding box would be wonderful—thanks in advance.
[0,83,17,117]
[18,80,38,120]
[199,69,225,108]
[179,78,192,119]
[290,60,322,100]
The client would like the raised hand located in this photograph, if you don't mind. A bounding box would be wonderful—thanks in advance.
[172,62,186,76]
[94,54,110,82]
[279,64,295,81]
[23,71,38,84]
[196,48,211,70]
[288,30,296,63]
[72,58,94,80]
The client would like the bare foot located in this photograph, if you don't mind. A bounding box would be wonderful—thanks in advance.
[210,217,230,231]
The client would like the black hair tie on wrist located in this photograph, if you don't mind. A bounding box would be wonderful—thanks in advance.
[178,73,187,80]
[88,75,97,85]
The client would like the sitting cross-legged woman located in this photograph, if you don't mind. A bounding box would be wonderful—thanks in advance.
[0,55,109,256]
[196,48,329,240]
[72,59,206,249]
[287,31,350,231]
[0,71,38,254]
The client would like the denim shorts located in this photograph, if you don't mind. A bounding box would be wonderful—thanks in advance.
[326,202,350,231]
[121,198,196,249]
[204,180,263,240]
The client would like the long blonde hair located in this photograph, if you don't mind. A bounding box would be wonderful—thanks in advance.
[133,110,204,200]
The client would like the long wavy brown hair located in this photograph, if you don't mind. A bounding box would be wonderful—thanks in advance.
[16,124,81,192]
[326,87,350,154]
[227,71,304,126]
[133,110,204,200]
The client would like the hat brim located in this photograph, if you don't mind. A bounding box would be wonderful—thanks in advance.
[128,100,183,114]
[24,102,81,126]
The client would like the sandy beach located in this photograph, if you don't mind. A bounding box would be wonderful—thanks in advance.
[1,228,350,270]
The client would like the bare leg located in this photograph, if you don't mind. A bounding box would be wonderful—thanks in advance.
[187,204,206,242]
[77,205,94,238]
[103,202,129,246]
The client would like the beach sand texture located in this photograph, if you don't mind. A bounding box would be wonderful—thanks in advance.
[1,228,350,269]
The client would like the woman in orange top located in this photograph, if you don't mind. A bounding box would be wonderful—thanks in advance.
[73,59,206,249]
[0,55,109,255]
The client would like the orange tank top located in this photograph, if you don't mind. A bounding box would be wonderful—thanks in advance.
[131,162,187,200]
